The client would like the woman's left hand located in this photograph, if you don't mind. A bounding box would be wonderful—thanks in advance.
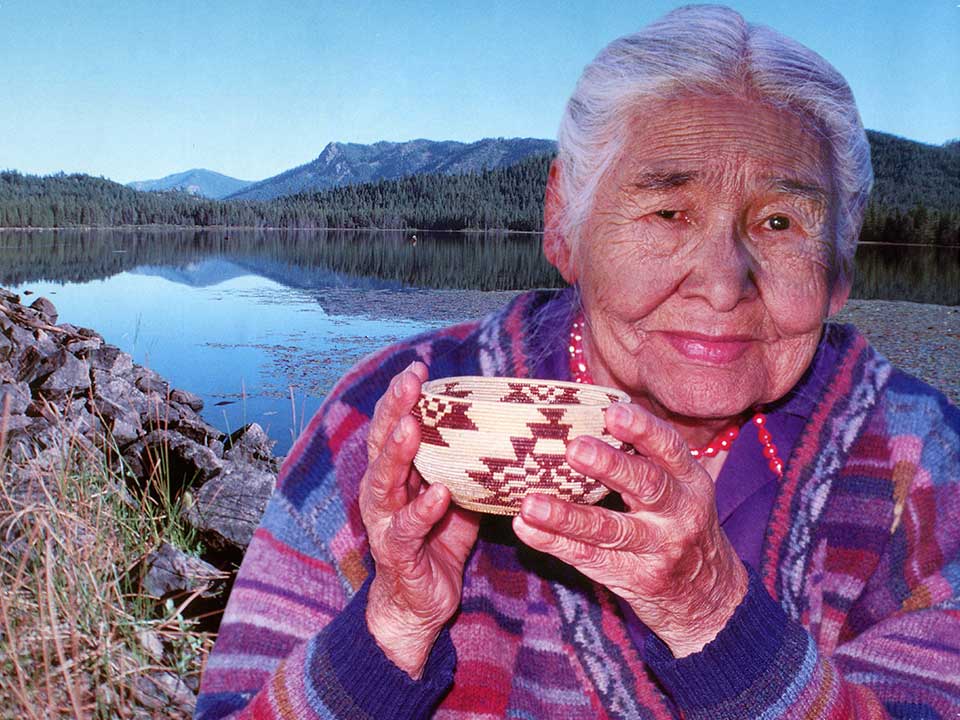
[512,402,748,658]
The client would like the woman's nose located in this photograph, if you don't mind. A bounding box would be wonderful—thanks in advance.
[679,221,758,312]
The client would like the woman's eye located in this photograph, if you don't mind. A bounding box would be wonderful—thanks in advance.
[765,215,791,231]
[655,210,680,220]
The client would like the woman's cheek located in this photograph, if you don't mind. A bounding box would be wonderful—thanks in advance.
[589,261,677,328]
[756,250,834,334]
[584,233,679,316]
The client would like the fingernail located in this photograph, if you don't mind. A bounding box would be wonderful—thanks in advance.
[523,496,551,522]
[427,484,444,509]
[393,374,406,398]
[570,440,597,466]
[393,420,408,443]
[607,403,629,426]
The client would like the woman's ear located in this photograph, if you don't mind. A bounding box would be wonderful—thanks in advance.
[543,159,578,284]
[828,274,851,317]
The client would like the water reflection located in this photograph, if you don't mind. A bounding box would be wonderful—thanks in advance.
[0,228,955,304]
[0,227,563,292]
[852,242,959,306]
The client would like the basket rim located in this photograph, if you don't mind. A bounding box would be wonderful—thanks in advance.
[419,375,631,408]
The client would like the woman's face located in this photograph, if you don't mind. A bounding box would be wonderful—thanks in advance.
[561,94,849,420]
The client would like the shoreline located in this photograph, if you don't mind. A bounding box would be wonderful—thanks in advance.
[0,224,544,235]
[2,226,956,247]
[833,298,960,406]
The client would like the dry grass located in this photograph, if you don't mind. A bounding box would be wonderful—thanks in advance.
[0,413,218,719]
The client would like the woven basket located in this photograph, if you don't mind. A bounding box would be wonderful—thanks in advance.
[411,376,631,515]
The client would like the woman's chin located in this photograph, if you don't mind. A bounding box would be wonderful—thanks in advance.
[642,372,762,422]
[663,395,755,422]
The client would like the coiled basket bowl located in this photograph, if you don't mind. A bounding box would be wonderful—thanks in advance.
[411,376,631,516]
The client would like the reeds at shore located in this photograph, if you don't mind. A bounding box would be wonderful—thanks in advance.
[0,413,215,719]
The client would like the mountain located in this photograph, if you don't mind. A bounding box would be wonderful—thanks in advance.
[127,169,253,199]
[130,259,254,288]
[225,137,557,201]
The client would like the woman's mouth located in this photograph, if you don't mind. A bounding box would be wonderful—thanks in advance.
[660,331,753,364]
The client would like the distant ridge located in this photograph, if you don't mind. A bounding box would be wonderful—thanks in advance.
[226,137,557,201]
[127,169,253,200]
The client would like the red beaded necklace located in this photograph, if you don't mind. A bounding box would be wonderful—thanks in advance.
[568,313,784,477]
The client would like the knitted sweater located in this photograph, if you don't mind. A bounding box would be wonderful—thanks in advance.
[196,289,960,719]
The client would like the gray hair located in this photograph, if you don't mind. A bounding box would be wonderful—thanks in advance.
[555,3,873,281]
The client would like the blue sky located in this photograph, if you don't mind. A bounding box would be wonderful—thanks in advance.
[1,1,957,184]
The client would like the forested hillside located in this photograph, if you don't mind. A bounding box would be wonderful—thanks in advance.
[0,154,552,231]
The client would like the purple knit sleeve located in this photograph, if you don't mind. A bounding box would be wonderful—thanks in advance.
[643,564,811,716]
[313,577,456,718]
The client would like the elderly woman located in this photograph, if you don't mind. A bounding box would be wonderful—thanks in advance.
[196,6,960,719]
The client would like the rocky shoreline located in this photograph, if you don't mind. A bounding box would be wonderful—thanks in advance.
[0,289,282,704]
[1,287,280,710]
[1,287,278,561]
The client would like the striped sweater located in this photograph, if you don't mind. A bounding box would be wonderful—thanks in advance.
[196,289,960,719]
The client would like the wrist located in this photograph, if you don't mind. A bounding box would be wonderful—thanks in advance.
[366,579,442,679]
[650,557,749,658]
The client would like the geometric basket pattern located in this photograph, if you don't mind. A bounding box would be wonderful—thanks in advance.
[412,376,631,515]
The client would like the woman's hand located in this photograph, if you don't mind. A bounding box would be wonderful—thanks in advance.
[361,362,480,678]
[512,402,748,658]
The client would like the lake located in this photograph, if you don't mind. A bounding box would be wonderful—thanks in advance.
[1,228,956,454]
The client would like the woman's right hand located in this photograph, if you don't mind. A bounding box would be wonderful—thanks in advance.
[361,361,480,679]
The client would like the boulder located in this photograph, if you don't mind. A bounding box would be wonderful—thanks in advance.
[142,542,226,600]
[0,381,31,415]
[122,430,223,485]
[87,345,134,376]
[30,328,61,361]
[87,391,143,447]
[65,335,104,355]
[134,367,169,396]
[91,369,147,419]
[224,422,279,473]
[184,461,276,551]
[29,296,58,324]
[0,331,13,364]
[165,412,223,447]
[109,413,143,448]
[0,415,36,463]
[14,344,45,385]
[38,351,91,401]
[3,319,34,351]
[170,388,204,412]
[140,396,183,429]
[50,397,103,442]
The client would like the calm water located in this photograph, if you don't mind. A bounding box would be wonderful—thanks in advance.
[1,228,956,454]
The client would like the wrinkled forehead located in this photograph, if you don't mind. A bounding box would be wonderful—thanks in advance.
[609,93,835,200]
